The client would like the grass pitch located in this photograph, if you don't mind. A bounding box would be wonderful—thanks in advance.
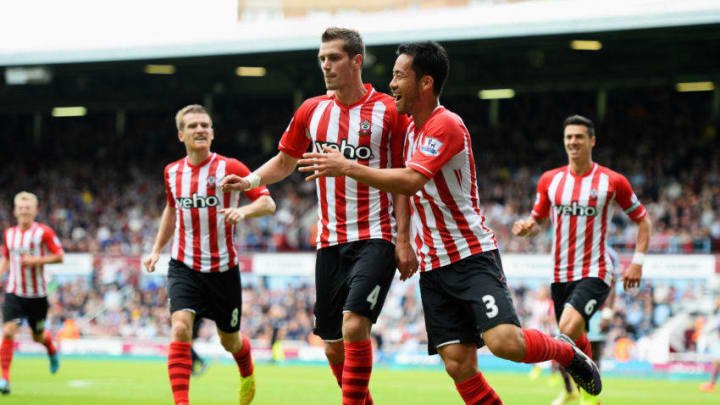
[5,356,718,404]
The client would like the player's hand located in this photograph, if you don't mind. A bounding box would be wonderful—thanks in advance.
[298,146,351,182]
[220,207,246,224]
[220,174,250,192]
[143,253,160,273]
[20,255,41,267]
[512,219,535,237]
[395,241,418,281]
[622,263,642,290]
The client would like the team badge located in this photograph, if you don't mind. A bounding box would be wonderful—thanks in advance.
[358,119,372,137]
[207,175,216,187]
[589,189,598,200]
[420,136,443,157]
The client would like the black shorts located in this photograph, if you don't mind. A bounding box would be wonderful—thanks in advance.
[313,239,396,341]
[167,259,242,334]
[419,250,520,355]
[2,293,49,335]
[551,277,610,332]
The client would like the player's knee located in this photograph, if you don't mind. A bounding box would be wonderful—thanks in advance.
[443,357,475,382]
[341,313,370,341]
[2,323,17,340]
[485,326,525,361]
[170,321,193,342]
[220,335,241,353]
[324,342,344,363]
[31,332,44,343]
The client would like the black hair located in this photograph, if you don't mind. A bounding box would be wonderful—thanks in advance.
[396,41,449,96]
[563,115,595,138]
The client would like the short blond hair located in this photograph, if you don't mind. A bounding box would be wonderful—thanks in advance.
[175,104,212,131]
[14,191,38,207]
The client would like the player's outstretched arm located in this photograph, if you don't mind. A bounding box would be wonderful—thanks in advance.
[622,215,652,290]
[20,252,63,267]
[393,194,418,281]
[219,195,276,225]
[143,203,176,272]
[221,151,298,192]
[298,146,428,195]
[512,216,543,237]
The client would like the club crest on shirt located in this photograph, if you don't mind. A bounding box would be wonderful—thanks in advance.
[589,189,598,200]
[207,175,217,187]
[358,119,372,137]
[420,137,443,157]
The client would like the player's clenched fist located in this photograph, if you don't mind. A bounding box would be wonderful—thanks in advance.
[143,253,160,272]
[220,208,246,224]
[512,218,537,237]
[219,174,250,192]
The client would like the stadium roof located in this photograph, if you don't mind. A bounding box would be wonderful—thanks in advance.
[2,0,720,66]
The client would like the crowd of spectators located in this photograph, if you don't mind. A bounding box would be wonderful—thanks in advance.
[1,87,718,361]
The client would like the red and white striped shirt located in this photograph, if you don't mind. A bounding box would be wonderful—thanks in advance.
[404,106,498,272]
[531,163,647,285]
[2,222,63,298]
[164,153,270,272]
[279,84,408,249]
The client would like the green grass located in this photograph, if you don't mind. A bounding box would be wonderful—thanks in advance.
[4,357,718,404]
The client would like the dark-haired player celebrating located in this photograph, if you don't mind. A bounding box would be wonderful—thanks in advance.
[298,40,602,405]
[221,27,415,405]
[513,114,651,404]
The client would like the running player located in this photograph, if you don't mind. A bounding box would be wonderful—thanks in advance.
[220,27,415,405]
[513,114,652,404]
[0,191,64,395]
[143,104,276,405]
[298,40,602,404]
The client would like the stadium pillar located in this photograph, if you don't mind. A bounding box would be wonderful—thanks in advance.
[115,109,126,136]
[713,84,719,120]
[33,112,42,145]
[596,88,607,122]
[489,99,499,129]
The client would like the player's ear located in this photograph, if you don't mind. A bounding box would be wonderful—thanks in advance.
[352,53,363,70]
[590,135,596,147]
[421,75,434,93]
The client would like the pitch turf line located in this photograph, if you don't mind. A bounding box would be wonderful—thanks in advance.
[6,358,719,404]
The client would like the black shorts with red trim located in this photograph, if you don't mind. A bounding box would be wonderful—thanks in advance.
[420,250,520,355]
[2,293,49,335]
[167,259,242,333]
[313,239,396,341]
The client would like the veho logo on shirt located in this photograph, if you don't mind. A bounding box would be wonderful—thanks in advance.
[315,140,373,160]
[176,193,221,209]
[554,202,598,217]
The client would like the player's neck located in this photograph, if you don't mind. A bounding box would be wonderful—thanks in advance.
[569,158,594,176]
[187,149,212,166]
[18,220,33,230]
[411,97,440,130]
[334,81,367,106]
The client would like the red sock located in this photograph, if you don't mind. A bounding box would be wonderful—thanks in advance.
[330,360,374,405]
[232,336,254,378]
[455,372,503,405]
[521,329,574,367]
[574,334,592,359]
[42,330,57,356]
[342,340,373,405]
[168,341,192,405]
[0,339,12,381]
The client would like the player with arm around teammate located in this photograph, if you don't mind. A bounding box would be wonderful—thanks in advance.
[298,40,602,404]
[221,27,416,405]
[0,191,64,395]
[512,115,652,405]
[143,104,276,405]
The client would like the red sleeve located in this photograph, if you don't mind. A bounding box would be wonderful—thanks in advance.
[531,172,553,219]
[42,226,64,255]
[164,164,175,207]
[226,159,271,201]
[389,113,410,169]
[406,114,465,179]
[278,99,319,159]
[613,173,647,223]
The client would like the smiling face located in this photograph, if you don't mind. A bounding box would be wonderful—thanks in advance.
[563,124,595,163]
[14,197,38,228]
[389,53,420,115]
[178,112,214,153]
[318,39,361,91]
